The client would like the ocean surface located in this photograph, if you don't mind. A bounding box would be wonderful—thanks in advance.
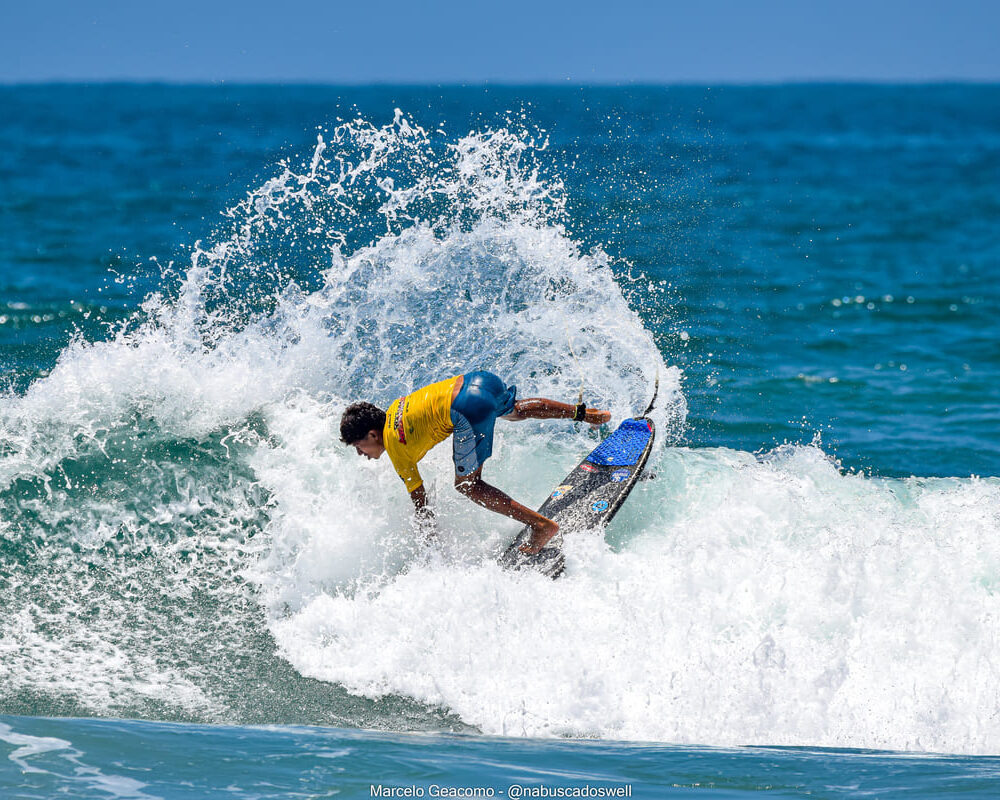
[0,84,998,797]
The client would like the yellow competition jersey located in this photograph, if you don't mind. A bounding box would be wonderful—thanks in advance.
[383,375,460,492]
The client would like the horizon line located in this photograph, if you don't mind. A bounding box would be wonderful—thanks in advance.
[3,77,1000,89]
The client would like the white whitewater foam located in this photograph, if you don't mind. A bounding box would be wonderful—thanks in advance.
[270,443,1000,753]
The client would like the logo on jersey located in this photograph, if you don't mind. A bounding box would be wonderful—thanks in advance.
[611,469,630,483]
[393,396,408,444]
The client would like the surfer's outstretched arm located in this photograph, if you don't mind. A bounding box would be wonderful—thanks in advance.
[502,397,610,426]
[455,468,558,554]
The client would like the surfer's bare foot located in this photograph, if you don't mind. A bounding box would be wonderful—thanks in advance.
[519,519,559,555]
[583,408,611,426]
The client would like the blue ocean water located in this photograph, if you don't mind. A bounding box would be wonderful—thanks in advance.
[3,715,1000,799]
[1,85,999,796]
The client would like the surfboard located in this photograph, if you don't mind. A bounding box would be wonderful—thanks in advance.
[498,385,657,579]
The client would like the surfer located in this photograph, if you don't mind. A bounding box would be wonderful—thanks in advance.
[340,371,610,554]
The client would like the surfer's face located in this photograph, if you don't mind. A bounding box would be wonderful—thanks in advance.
[352,430,385,460]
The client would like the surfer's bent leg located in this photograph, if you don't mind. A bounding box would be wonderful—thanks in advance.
[449,372,557,553]
[455,469,558,554]
[502,397,611,426]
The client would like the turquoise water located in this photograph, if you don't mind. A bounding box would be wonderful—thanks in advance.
[1,85,999,795]
[4,715,1000,799]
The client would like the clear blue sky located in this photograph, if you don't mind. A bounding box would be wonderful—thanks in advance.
[2,0,998,83]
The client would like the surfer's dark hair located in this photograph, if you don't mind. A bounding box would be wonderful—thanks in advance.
[340,402,386,444]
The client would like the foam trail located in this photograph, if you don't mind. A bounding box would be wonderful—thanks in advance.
[0,722,154,798]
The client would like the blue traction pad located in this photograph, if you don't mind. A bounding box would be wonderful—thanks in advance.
[586,418,653,467]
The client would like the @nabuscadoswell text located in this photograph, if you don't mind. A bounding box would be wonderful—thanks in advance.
[371,785,633,798]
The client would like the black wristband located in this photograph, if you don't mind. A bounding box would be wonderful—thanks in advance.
[573,402,587,422]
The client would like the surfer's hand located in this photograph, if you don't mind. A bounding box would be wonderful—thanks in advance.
[411,507,437,543]
[413,503,434,523]
[584,409,611,426]
[419,522,438,544]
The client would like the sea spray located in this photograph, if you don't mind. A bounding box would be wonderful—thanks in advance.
[0,112,673,727]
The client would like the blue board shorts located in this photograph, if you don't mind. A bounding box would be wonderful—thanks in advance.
[451,371,517,477]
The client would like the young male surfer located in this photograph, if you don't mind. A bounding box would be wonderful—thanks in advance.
[340,371,610,554]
